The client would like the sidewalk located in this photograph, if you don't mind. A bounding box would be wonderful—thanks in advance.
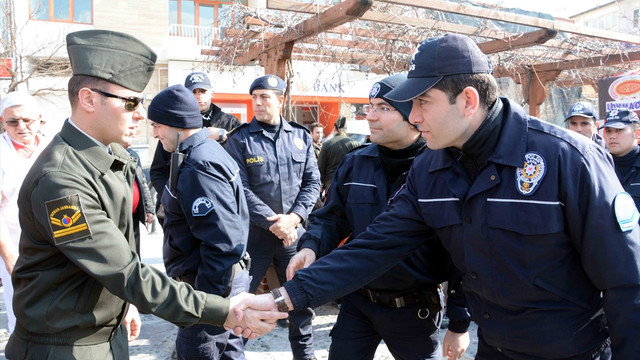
[0,229,478,359]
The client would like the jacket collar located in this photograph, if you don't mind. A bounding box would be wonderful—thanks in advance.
[178,128,209,152]
[59,119,129,173]
[248,116,292,133]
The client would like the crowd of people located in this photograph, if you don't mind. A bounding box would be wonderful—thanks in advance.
[0,29,639,360]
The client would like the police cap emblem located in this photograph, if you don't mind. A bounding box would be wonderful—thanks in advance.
[369,83,381,98]
[516,152,546,196]
[192,197,215,217]
[268,76,279,87]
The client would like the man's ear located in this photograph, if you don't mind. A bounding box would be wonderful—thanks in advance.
[460,86,480,118]
[77,88,98,113]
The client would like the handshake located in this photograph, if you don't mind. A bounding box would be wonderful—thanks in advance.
[223,291,290,339]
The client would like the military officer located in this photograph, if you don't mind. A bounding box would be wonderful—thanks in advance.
[7,30,284,360]
[150,84,251,360]
[225,75,322,360]
[248,34,640,360]
[287,73,471,360]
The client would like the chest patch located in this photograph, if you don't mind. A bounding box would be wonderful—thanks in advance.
[293,138,305,150]
[192,197,215,217]
[515,152,546,196]
[614,192,639,232]
[45,194,92,245]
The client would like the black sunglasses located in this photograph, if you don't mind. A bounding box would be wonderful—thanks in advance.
[90,88,145,111]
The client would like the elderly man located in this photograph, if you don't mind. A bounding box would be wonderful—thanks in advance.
[0,91,49,334]
[6,30,284,360]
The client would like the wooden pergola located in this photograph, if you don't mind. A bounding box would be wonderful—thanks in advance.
[204,0,640,117]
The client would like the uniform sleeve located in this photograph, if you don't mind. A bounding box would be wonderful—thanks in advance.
[150,141,170,196]
[178,165,245,295]
[225,133,277,230]
[30,171,230,327]
[563,146,640,358]
[298,161,352,257]
[284,165,437,309]
[290,133,322,222]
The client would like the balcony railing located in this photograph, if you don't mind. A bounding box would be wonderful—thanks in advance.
[168,24,220,47]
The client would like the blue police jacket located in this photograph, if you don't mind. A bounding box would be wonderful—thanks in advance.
[298,142,470,332]
[285,98,640,359]
[614,145,640,211]
[161,128,249,295]
[225,117,321,229]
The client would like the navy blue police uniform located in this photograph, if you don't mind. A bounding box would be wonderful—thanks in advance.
[299,138,470,360]
[151,85,251,360]
[225,90,321,359]
[285,97,640,360]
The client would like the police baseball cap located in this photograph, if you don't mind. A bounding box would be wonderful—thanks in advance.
[386,34,493,102]
[599,109,640,130]
[369,73,412,122]
[148,85,202,129]
[185,72,212,91]
[565,101,597,121]
[249,75,286,95]
[66,30,157,92]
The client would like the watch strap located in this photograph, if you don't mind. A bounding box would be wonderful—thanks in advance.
[270,288,290,313]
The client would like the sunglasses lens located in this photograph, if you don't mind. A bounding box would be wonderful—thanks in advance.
[125,99,141,111]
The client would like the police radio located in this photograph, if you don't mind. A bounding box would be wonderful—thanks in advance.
[169,132,185,192]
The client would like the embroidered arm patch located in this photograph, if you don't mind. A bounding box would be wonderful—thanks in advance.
[45,194,92,244]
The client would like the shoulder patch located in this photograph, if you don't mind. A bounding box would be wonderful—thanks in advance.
[614,192,639,232]
[46,194,91,245]
[226,123,249,137]
[515,152,546,196]
[192,197,215,217]
[288,121,311,133]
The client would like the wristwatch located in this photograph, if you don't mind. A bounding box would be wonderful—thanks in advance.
[270,288,290,313]
[218,129,227,139]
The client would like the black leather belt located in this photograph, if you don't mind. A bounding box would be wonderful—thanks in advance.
[356,285,442,312]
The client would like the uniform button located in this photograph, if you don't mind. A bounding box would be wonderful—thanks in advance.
[496,347,503,352]
[483,312,490,319]
[450,289,456,295]
[470,272,478,279]
[490,175,496,180]
[464,217,472,224]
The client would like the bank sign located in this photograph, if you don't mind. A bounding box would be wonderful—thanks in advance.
[598,70,640,119]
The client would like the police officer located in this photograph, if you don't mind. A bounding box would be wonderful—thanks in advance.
[601,109,640,211]
[565,101,605,147]
[250,34,640,360]
[149,84,251,360]
[149,71,241,217]
[287,74,471,360]
[225,75,322,360]
[7,30,284,359]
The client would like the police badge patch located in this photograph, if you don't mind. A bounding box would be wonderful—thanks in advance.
[614,192,639,232]
[294,138,305,150]
[45,194,92,245]
[516,152,546,196]
[192,197,215,216]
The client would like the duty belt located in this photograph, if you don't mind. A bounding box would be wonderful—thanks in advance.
[356,285,442,312]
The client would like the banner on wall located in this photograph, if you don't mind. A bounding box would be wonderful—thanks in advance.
[598,69,640,120]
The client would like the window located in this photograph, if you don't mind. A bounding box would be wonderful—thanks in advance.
[634,9,639,28]
[30,0,92,24]
[169,0,247,28]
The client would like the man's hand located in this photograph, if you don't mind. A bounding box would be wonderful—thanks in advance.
[225,292,288,339]
[123,305,142,342]
[267,213,301,240]
[442,330,470,359]
[206,127,226,141]
[282,229,298,247]
[286,248,316,281]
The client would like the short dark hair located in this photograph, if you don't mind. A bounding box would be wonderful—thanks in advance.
[432,73,498,110]
[309,122,323,132]
[68,75,113,108]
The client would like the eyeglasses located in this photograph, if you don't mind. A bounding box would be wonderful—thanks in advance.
[4,118,37,127]
[363,104,397,115]
[90,88,145,111]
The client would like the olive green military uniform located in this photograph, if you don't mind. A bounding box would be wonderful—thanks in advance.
[6,29,231,360]
[6,121,230,359]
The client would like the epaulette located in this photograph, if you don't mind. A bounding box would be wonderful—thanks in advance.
[289,121,311,133]
[226,122,249,137]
